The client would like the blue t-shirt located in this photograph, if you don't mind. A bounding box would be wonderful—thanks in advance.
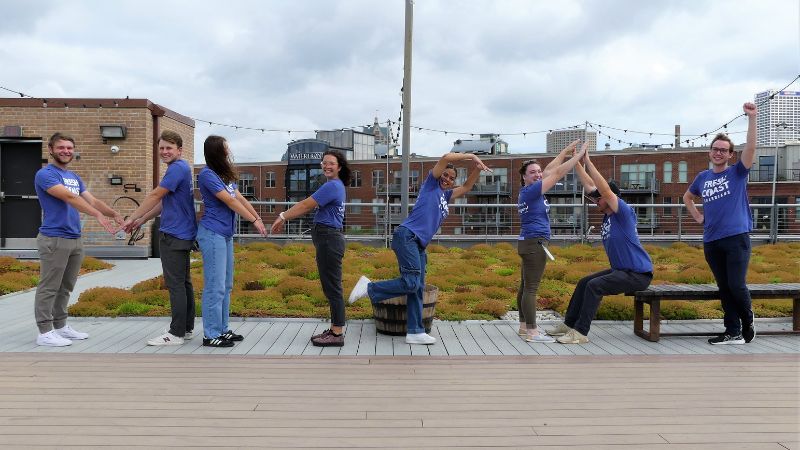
[688,160,752,243]
[311,178,345,229]
[198,167,238,238]
[600,199,653,273]
[158,159,197,241]
[401,171,454,247]
[35,164,86,239]
[518,181,550,240]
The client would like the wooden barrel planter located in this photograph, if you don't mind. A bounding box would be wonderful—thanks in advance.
[372,285,438,336]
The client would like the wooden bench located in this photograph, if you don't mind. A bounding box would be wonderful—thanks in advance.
[631,283,800,342]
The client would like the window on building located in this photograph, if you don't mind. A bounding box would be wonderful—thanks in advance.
[195,174,200,189]
[757,155,775,182]
[678,161,688,183]
[796,197,800,222]
[409,170,420,189]
[350,170,362,187]
[239,173,255,198]
[456,167,467,185]
[264,172,276,188]
[348,198,362,214]
[308,168,324,191]
[266,198,276,213]
[620,164,655,188]
[372,197,384,214]
[372,169,384,187]
[663,196,673,217]
[288,169,306,191]
[663,162,672,183]
[453,197,467,214]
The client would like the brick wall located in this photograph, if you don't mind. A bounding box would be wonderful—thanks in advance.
[0,99,194,251]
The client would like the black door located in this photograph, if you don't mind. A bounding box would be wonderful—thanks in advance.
[0,141,42,248]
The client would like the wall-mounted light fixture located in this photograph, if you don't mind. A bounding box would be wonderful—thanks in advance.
[109,175,123,185]
[100,125,126,139]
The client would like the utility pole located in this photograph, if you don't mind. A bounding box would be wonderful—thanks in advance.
[400,0,413,219]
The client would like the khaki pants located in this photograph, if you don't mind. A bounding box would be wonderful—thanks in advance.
[34,234,83,333]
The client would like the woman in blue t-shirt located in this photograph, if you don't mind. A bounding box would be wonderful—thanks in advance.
[271,150,351,347]
[516,141,586,343]
[197,135,267,347]
[347,152,491,345]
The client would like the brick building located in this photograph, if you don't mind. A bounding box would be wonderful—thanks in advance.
[195,143,800,240]
[0,98,194,257]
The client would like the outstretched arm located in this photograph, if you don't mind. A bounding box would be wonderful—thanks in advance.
[543,139,580,178]
[540,142,586,192]
[270,196,319,234]
[740,102,757,169]
[431,152,490,179]
[45,186,116,234]
[583,151,619,213]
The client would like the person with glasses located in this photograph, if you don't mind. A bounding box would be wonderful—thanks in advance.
[516,140,587,343]
[271,150,351,347]
[550,146,653,344]
[683,102,758,345]
[348,152,491,345]
[197,135,268,347]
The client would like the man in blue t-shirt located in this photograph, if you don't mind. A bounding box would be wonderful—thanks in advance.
[122,131,198,346]
[34,133,121,347]
[550,149,653,344]
[684,102,758,345]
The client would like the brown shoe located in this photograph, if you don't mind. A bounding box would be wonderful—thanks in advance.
[312,331,344,347]
[311,329,333,340]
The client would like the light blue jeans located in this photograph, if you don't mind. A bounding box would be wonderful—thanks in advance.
[197,224,233,339]
[367,226,427,334]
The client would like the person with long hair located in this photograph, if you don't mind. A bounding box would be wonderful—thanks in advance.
[683,102,758,345]
[197,135,267,347]
[271,150,351,347]
[516,140,586,343]
[347,152,491,345]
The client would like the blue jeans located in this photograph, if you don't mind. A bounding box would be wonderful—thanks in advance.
[704,232,753,335]
[367,226,427,334]
[197,224,233,339]
[564,268,652,336]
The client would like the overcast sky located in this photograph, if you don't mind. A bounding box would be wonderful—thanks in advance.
[2,0,798,163]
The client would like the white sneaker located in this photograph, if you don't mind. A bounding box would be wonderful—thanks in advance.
[147,332,185,346]
[406,333,436,345]
[184,330,194,340]
[348,275,371,304]
[525,330,556,343]
[548,322,571,336]
[37,330,72,347]
[54,325,88,340]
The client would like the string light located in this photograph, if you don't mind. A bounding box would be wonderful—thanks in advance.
[2,73,798,142]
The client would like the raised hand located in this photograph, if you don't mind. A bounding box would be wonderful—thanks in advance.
[743,102,757,117]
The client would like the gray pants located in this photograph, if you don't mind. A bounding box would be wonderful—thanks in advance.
[34,234,84,334]
[516,239,548,328]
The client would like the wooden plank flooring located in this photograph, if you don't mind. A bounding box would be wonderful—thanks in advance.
[0,353,796,448]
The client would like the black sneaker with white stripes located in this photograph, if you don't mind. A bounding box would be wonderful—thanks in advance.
[708,334,745,345]
[221,330,244,341]
[203,336,234,347]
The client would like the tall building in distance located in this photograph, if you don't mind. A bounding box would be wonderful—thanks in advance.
[546,128,596,153]
[756,90,800,146]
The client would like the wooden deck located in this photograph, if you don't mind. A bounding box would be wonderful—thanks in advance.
[0,352,797,448]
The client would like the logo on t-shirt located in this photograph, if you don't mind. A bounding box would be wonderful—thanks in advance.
[63,177,80,195]
[601,216,611,241]
[701,175,731,203]
[226,183,236,198]
[517,201,529,214]
[438,194,449,218]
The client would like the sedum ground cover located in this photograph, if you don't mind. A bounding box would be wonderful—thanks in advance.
[70,242,799,321]
[0,256,112,296]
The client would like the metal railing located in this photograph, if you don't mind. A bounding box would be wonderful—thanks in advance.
[215,201,800,244]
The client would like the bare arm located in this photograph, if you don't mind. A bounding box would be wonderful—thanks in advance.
[451,162,482,199]
[233,190,266,236]
[431,152,490,179]
[543,139,580,178]
[45,185,116,233]
[574,163,596,194]
[584,153,619,213]
[540,142,586,192]
[81,191,124,224]
[683,190,704,224]
[270,196,319,234]
[740,102,757,169]
[121,187,169,231]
